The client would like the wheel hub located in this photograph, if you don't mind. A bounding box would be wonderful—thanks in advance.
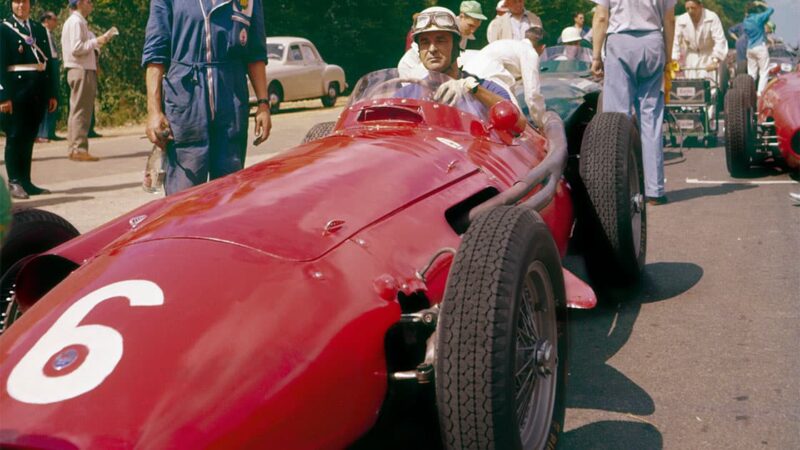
[534,340,554,375]
[631,193,644,214]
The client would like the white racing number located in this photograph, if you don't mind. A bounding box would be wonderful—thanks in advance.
[6,280,164,404]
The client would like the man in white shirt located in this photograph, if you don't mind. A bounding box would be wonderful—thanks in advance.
[486,0,542,42]
[462,27,546,127]
[61,0,114,161]
[672,0,727,83]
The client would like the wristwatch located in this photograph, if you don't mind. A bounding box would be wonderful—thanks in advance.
[256,98,270,107]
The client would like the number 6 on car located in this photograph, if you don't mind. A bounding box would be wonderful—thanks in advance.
[6,280,164,405]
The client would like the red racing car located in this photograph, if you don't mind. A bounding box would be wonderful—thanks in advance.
[0,70,647,449]
[724,71,800,176]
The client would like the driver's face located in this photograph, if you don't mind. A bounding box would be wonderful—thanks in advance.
[418,31,453,73]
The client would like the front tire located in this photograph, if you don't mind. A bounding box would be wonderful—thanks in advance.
[1,208,79,332]
[436,206,566,450]
[578,112,646,286]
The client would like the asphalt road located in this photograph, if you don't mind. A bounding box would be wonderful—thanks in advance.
[2,101,798,449]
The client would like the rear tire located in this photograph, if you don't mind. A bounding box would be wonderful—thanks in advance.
[321,82,339,108]
[301,121,336,143]
[268,83,282,114]
[578,112,646,286]
[732,74,756,109]
[724,88,754,177]
[436,206,566,450]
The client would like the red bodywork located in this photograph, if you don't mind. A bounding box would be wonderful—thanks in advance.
[759,71,800,169]
[0,98,590,448]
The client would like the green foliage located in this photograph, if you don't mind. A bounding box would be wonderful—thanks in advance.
[10,0,754,126]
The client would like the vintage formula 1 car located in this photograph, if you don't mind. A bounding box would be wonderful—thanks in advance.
[724,72,800,176]
[0,69,646,449]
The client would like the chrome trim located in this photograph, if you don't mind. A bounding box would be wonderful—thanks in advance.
[415,248,456,282]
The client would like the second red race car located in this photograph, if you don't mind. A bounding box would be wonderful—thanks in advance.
[0,69,648,449]
[724,71,800,176]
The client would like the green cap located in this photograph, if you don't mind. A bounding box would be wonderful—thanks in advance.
[460,1,487,20]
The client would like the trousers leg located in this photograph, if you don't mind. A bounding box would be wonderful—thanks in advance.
[67,68,96,153]
[208,122,246,181]
[754,45,770,95]
[165,141,210,195]
[603,34,635,115]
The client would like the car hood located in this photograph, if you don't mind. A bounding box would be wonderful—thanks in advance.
[541,74,601,122]
[106,129,478,262]
[0,238,397,449]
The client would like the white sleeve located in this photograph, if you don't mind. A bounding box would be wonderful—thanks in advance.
[520,45,545,127]
[710,16,728,62]
[671,21,683,61]
[487,19,499,43]
[397,46,427,80]
[64,18,97,57]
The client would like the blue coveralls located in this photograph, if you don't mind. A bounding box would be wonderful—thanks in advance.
[142,0,266,195]
[603,31,667,199]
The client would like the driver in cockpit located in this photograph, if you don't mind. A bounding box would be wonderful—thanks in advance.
[401,6,524,124]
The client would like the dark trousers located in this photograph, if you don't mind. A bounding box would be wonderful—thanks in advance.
[4,95,47,185]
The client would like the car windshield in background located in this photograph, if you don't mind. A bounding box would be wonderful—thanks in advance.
[267,43,284,60]
[540,46,593,73]
[345,69,491,122]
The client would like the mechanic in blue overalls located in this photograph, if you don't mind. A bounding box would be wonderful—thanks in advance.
[591,0,676,206]
[142,0,270,195]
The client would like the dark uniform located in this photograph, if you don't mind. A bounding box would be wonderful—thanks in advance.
[0,15,56,198]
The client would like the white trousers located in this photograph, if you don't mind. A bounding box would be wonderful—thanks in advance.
[746,44,770,96]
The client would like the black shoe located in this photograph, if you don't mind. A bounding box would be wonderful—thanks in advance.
[23,183,51,196]
[49,135,66,141]
[646,195,668,206]
[8,182,29,200]
[88,131,103,138]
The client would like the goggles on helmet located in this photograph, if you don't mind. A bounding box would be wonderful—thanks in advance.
[414,12,457,32]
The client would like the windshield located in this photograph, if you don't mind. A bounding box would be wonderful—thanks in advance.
[267,43,284,60]
[345,69,493,122]
[540,45,593,73]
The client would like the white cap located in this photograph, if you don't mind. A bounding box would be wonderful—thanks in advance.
[560,26,583,44]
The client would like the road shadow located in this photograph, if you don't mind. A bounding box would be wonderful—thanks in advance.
[730,163,795,180]
[561,261,703,449]
[28,150,150,164]
[52,182,142,195]
[12,195,94,209]
[562,420,662,449]
[667,182,757,204]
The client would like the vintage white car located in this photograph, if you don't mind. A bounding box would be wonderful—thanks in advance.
[248,36,347,112]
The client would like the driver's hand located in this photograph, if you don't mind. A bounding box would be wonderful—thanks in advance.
[434,77,479,106]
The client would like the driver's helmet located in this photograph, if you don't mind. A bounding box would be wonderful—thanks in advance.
[412,7,462,43]
[560,26,583,44]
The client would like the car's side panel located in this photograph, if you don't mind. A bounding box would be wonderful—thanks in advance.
[759,72,800,169]
[0,239,398,449]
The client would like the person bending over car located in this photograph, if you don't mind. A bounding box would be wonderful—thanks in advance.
[672,0,727,83]
[462,26,546,126]
[402,6,524,129]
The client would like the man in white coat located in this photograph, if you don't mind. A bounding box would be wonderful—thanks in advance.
[486,0,542,42]
[672,0,727,83]
[462,27,545,127]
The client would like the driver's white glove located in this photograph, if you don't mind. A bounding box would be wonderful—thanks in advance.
[434,77,480,106]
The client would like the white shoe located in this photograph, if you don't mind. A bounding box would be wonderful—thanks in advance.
[790,192,800,203]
